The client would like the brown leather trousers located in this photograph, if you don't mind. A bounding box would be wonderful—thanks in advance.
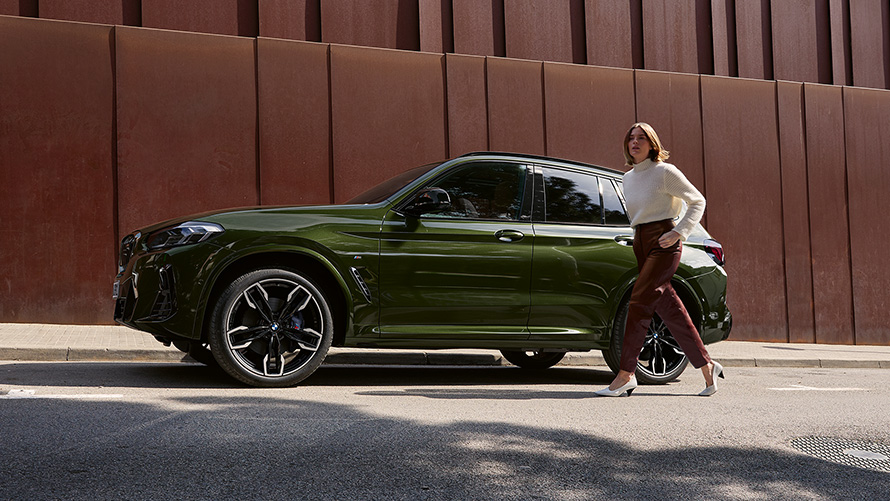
[620,219,711,372]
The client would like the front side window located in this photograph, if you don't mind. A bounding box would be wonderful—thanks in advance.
[416,162,529,220]
[542,168,602,224]
[602,178,630,225]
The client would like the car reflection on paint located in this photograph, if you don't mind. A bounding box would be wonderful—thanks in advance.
[113,152,731,387]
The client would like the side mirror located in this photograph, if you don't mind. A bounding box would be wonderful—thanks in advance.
[401,188,451,217]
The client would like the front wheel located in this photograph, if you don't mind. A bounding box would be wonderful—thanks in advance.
[603,300,689,384]
[208,268,333,387]
[500,350,566,370]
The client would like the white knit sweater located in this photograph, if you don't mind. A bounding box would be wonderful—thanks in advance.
[621,159,705,240]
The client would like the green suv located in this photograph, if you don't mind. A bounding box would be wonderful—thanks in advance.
[114,152,731,387]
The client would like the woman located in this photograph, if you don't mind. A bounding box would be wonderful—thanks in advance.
[595,123,724,397]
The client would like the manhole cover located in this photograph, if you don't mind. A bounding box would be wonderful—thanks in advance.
[790,437,890,472]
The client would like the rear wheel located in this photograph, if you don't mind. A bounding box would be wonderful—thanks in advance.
[208,268,333,387]
[500,350,566,370]
[603,300,689,384]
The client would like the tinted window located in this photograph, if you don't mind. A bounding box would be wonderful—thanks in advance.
[418,162,528,220]
[347,162,440,204]
[602,178,630,225]
[542,168,602,224]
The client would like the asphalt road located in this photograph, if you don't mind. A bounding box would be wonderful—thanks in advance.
[1,362,888,500]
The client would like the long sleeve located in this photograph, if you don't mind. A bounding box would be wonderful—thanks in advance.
[662,164,705,240]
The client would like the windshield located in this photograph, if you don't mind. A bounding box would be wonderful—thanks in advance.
[346,162,441,204]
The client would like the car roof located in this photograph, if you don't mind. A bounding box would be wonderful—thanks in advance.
[456,151,625,178]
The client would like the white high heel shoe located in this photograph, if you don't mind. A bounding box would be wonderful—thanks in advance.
[699,361,725,396]
[594,376,638,397]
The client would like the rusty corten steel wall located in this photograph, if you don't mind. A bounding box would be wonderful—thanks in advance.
[584,0,642,69]
[776,82,815,344]
[642,0,713,75]
[770,0,832,84]
[849,0,890,90]
[419,0,453,53]
[734,0,773,80]
[321,0,419,51]
[5,15,890,345]
[115,27,258,233]
[0,16,116,323]
[452,0,505,57]
[257,39,331,206]
[258,0,321,42]
[0,0,36,16]
[486,57,545,155]
[845,86,890,345]
[701,76,787,342]
[446,53,489,156]
[804,83,854,345]
[38,0,140,25]
[329,45,447,202]
[543,62,635,169]
[142,0,258,37]
[504,0,585,64]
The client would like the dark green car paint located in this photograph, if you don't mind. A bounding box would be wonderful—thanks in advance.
[115,153,730,358]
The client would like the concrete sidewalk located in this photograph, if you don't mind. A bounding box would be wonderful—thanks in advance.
[0,323,889,369]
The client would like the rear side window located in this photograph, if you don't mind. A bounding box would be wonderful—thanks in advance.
[542,168,602,224]
[602,179,630,225]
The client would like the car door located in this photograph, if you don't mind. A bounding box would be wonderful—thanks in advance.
[378,161,534,340]
[529,165,636,343]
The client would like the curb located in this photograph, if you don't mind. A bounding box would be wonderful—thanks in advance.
[1,346,888,369]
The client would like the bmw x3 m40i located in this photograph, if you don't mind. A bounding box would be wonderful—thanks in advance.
[114,152,731,387]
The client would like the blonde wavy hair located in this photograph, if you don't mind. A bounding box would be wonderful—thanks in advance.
[623,122,670,166]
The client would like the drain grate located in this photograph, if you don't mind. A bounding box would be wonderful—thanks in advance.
[790,437,890,472]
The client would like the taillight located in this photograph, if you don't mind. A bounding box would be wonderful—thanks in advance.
[704,239,725,266]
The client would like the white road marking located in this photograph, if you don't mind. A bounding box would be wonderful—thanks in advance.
[768,384,865,391]
[0,389,123,399]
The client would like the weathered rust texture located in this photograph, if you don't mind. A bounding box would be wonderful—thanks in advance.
[700,76,786,341]
[452,0,505,57]
[141,0,258,37]
[849,0,890,89]
[446,53,489,156]
[115,27,257,233]
[321,0,419,50]
[844,86,890,345]
[829,0,852,86]
[804,83,853,344]
[544,62,634,169]
[38,0,140,25]
[585,0,642,69]
[419,0,453,53]
[734,0,772,79]
[504,0,585,64]
[258,39,331,206]
[642,0,713,74]
[0,16,115,323]
[711,0,737,76]
[777,81,815,343]
[329,45,447,202]
[486,57,545,155]
[258,0,321,41]
[0,0,37,16]
[770,0,832,84]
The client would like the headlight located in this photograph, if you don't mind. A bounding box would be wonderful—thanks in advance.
[145,222,224,251]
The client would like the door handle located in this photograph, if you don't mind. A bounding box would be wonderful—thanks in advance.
[495,229,525,242]
[614,235,634,246]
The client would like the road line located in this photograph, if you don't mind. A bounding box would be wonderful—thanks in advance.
[0,389,123,399]
[768,384,865,391]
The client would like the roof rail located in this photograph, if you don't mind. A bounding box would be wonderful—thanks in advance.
[456,151,622,174]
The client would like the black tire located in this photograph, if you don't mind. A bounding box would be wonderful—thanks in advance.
[500,350,566,370]
[603,299,689,384]
[208,268,333,387]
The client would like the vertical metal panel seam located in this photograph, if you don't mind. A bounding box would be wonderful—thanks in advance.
[763,0,774,80]
[773,81,790,342]
[540,61,547,156]
[111,25,121,262]
[442,54,450,158]
[798,83,817,342]
[839,86,855,344]
[254,37,262,205]
[695,74,706,212]
[327,44,335,203]
[484,56,491,150]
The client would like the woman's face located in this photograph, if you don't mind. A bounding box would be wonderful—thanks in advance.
[627,127,651,164]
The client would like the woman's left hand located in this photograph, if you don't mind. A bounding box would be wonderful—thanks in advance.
[658,230,681,248]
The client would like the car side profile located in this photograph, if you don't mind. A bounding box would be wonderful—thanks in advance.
[113,152,731,387]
